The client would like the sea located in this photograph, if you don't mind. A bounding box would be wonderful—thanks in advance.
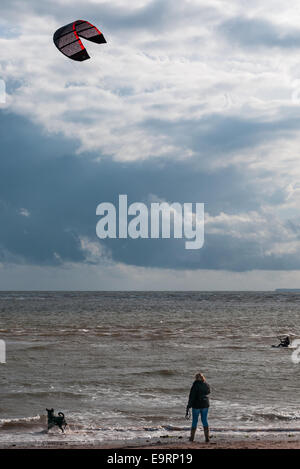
[0,291,299,447]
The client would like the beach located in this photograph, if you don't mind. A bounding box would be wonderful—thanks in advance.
[1,434,300,449]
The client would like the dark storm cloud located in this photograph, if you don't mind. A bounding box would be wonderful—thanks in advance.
[1,110,299,272]
[142,112,300,158]
[219,17,300,49]
[110,235,300,272]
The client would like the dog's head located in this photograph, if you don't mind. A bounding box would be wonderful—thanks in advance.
[46,408,54,417]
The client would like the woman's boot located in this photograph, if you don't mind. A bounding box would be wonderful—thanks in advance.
[189,427,196,442]
[203,426,209,442]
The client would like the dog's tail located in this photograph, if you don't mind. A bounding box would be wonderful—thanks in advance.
[58,412,65,418]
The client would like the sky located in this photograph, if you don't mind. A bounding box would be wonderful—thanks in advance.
[1,0,300,290]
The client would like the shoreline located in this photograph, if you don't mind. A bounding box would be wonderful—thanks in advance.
[1,433,300,450]
[1,440,300,450]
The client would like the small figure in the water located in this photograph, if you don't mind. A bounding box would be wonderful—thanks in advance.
[277,335,290,347]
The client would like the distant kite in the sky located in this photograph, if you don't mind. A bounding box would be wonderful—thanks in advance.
[53,20,106,61]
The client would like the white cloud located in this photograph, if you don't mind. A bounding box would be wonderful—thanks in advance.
[19,208,30,217]
[80,236,112,263]
[205,207,300,258]
[0,79,5,104]
[1,0,300,169]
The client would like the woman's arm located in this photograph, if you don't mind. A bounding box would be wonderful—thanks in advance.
[187,382,196,408]
[203,383,210,395]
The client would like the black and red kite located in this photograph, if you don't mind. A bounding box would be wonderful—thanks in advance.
[53,20,106,61]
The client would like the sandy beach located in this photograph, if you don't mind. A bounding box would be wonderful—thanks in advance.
[1,441,300,449]
[1,433,300,449]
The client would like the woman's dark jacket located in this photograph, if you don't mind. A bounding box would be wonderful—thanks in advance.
[188,380,210,409]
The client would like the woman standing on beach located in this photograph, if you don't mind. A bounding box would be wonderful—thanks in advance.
[186,372,210,442]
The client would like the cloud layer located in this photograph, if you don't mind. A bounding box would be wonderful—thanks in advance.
[1,1,300,288]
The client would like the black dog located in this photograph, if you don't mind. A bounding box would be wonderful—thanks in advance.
[46,408,67,433]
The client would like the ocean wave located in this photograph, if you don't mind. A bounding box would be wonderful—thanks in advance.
[0,390,85,399]
[2,415,300,442]
[253,411,300,422]
[132,369,178,377]
[10,342,54,351]
[163,425,300,433]
[0,415,45,431]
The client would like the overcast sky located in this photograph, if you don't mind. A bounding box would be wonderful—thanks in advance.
[1,0,300,290]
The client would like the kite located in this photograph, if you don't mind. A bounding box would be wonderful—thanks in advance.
[53,20,106,61]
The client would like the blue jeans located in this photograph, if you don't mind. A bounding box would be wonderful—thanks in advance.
[192,407,209,429]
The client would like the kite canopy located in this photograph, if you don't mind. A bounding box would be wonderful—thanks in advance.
[53,20,106,61]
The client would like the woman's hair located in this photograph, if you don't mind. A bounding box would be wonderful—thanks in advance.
[195,373,206,382]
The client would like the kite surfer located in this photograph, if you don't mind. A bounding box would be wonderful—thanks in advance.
[273,335,290,348]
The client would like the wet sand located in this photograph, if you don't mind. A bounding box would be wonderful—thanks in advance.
[1,435,300,450]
